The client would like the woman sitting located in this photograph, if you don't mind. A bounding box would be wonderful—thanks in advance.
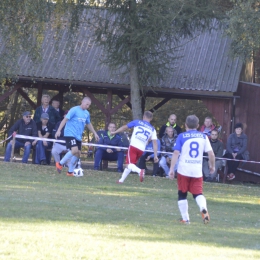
[225,123,248,180]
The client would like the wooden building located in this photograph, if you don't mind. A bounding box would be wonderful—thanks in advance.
[0,17,259,181]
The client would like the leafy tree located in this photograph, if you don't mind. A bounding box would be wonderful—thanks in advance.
[89,0,226,119]
[0,0,228,120]
[225,0,260,60]
[225,1,260,82]
[0,0,84,82]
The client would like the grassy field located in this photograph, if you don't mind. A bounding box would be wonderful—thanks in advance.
[0,161,259,260]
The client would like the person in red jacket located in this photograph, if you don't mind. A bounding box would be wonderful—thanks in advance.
[200,117,216,137]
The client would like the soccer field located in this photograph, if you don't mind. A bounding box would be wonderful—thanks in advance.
[0,162,259,260]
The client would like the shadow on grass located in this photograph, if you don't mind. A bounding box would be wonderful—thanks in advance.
[0,161,260,252]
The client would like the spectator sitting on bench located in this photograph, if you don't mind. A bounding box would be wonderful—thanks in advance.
[138,138,161,176]
[94,122,125,172]
[33,94,61,125]
[200,116,216,137]
[51,110,69,165]
[159,126,178,177]
[224,123,248,181]
[35,113,54,165]
[203,129,224,182]
[51,99,65,118]
[159,114,182,138]
[4,111,37,163]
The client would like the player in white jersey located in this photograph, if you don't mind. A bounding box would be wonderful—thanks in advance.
[110,111,158,183]
[169,115,215,224]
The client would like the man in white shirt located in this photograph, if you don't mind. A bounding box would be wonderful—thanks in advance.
[169,115,215,225]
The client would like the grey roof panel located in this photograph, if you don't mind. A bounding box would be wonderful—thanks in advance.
[1,15,242,93]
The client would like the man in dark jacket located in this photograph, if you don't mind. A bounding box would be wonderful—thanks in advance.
[94,122,125,172]
[34,113,54,165]
[4,111,38,163]
[203,129,224,182]
[159,114,182,138]
[51,99,65,118]
[33,94,61,125]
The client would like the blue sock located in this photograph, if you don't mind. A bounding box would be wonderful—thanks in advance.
[69,156,79,172]
[60,151,73,165]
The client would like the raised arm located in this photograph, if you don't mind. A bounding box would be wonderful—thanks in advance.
[110,125,129,135]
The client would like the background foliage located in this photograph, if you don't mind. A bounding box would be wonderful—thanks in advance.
[0,89,216,149]
[226,0,260,60]
[1,0,257,144]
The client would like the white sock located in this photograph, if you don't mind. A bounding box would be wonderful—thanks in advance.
[128,163,141,174]
[178,199,189,221]
[195,195,207,212]
[119,167,132,182]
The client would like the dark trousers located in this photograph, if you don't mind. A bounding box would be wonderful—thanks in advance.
[94,148,124,172]
[138,152,159,176]
[225,153,243,174]
[35,141,53,164]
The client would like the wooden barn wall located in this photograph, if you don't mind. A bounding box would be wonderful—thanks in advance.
[235,82,260,173]
[201,98,232,145]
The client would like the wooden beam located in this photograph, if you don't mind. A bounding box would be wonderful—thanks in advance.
[110,96,131,115]
[58,90,64,108]
[149,97,171,113]
[81,88,107,114]
[51,93,60,101]
[0,84,22,103]
[18,76,234,99]
[18,77,235,101]
[117,94,132,109]
[17,88,37,109]
[37,83,43,106]
[51,90,64,108]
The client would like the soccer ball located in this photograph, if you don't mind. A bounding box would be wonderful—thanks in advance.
[73,167,84,177]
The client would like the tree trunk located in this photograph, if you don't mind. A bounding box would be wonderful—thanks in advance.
[130,61,142,120]
[129,0,142,120]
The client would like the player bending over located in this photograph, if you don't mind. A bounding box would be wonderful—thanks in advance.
[110,111,158,183]
[169,115,215,224]
[55,97,99,176]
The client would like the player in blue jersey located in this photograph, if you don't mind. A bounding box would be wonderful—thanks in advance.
[55,97,99,176]
[111,111,158,183]
[169,115,215,224]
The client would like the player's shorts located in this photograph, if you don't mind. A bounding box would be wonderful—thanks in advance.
[177,173,203,195]
[65,137,82,151]
[126,145,144,165]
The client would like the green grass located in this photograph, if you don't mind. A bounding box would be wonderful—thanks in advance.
[0,161,260,260]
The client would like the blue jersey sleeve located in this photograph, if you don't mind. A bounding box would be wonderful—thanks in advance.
[66,106,76,120]
[127,120,138,129]
[174,135,182,152]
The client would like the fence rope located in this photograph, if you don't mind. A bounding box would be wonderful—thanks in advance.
[0,134,257,165]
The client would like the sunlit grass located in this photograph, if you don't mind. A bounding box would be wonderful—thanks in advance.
[0,161,260,260]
